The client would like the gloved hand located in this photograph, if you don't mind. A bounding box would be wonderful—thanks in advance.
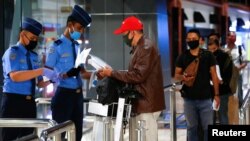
[42,68,59,83]
[66,66,81,77]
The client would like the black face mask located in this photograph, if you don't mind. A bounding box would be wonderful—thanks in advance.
[25,40,37,51]
[123,32,133,47]
[187,40,199,49]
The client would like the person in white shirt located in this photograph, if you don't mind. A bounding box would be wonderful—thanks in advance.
[224,31,247,108]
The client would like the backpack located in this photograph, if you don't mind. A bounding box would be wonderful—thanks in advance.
[96,77,125,105]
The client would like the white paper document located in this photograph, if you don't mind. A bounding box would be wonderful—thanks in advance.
[89,71,98,90]
[213,99,220,111]
[87,54,111,70]
[74,48,92,68]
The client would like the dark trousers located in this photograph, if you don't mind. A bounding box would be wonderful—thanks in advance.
[0,93,36,141]
[51,87,83,141]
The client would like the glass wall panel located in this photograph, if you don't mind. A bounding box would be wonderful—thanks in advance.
[2,0,171,114]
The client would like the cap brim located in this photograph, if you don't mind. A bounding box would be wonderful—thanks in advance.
[113,28,124,35]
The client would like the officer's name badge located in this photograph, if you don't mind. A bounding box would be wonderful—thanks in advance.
[32,60,39,66]
[19,59,26,63]
[61,53,70,57]
[10,53,16,60]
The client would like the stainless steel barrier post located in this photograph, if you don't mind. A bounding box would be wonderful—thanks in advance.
[239,109,245,125]
[239,89,250,124]
[35,98,52,119]
[40,120,75,141]
[170,83,177,141]
[35,98,51,105]
[0,118,57,128]
[103,117,111,141]
[18,133,40,141]
[136,120,147,141]
[246,107,250,124]
[0,118,57,140]
[110,119,116,141]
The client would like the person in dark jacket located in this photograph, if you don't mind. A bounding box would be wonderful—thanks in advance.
[208,37,233,124]
[99,16,165,141]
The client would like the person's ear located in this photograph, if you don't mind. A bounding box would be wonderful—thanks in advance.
[199,37,202,44]
[20,31,28,39]
[130,31,135,38]
[67,21,74,28]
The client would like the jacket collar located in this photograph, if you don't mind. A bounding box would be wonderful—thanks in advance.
[130,35,144,54]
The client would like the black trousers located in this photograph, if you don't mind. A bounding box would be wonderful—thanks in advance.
[0,93,36,141]
[51,87,83,141]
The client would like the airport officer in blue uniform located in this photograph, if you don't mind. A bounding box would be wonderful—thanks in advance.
[45,5,92,141]
[1,17,58,140]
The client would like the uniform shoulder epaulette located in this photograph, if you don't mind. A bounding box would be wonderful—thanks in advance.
[73,40,79,46]
[54,39,62,45]
[10,46,19,50]
[30,50,38,55]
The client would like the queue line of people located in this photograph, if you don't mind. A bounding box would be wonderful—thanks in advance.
[174,28,247,141]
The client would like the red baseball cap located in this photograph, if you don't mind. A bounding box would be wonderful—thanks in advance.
[114,16,143,35]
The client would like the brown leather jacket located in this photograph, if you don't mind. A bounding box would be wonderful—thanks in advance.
[111,36,165,113]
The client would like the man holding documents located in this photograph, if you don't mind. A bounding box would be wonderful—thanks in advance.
[45,5,92,141]
[99,16,165,141]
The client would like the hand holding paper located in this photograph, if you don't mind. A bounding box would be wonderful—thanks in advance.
[75,48,91,68]
[99,66,113,77]
[87,54,111,70]
[213,96,220,111]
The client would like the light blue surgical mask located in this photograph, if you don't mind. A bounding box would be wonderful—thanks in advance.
[69,27,81,40]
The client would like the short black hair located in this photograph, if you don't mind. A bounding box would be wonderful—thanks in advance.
[187,28,200,38]
[67,15,78,25]
[201,36,205,41]
[136,30,144,34]
[208,39,219,46]
[208,32,220,39]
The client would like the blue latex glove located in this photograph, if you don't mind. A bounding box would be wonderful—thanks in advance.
[42,68,59,83]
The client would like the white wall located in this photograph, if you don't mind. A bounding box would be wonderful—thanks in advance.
[182,0,216,29]
[229,7,250,31]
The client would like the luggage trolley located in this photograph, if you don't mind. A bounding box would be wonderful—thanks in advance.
[88,77,142,141]
[88,98,131,141]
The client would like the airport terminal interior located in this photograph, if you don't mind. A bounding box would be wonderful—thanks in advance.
[0,0,250,141]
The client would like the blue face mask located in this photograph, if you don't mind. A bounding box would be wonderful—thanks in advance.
[69,28,81,40]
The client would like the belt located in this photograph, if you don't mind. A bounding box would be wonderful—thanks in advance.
[3,93,33,100]
[58,87,82,94]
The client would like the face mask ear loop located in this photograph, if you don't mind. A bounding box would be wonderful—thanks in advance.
[68,23,75,34]
[23,33,30,46]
